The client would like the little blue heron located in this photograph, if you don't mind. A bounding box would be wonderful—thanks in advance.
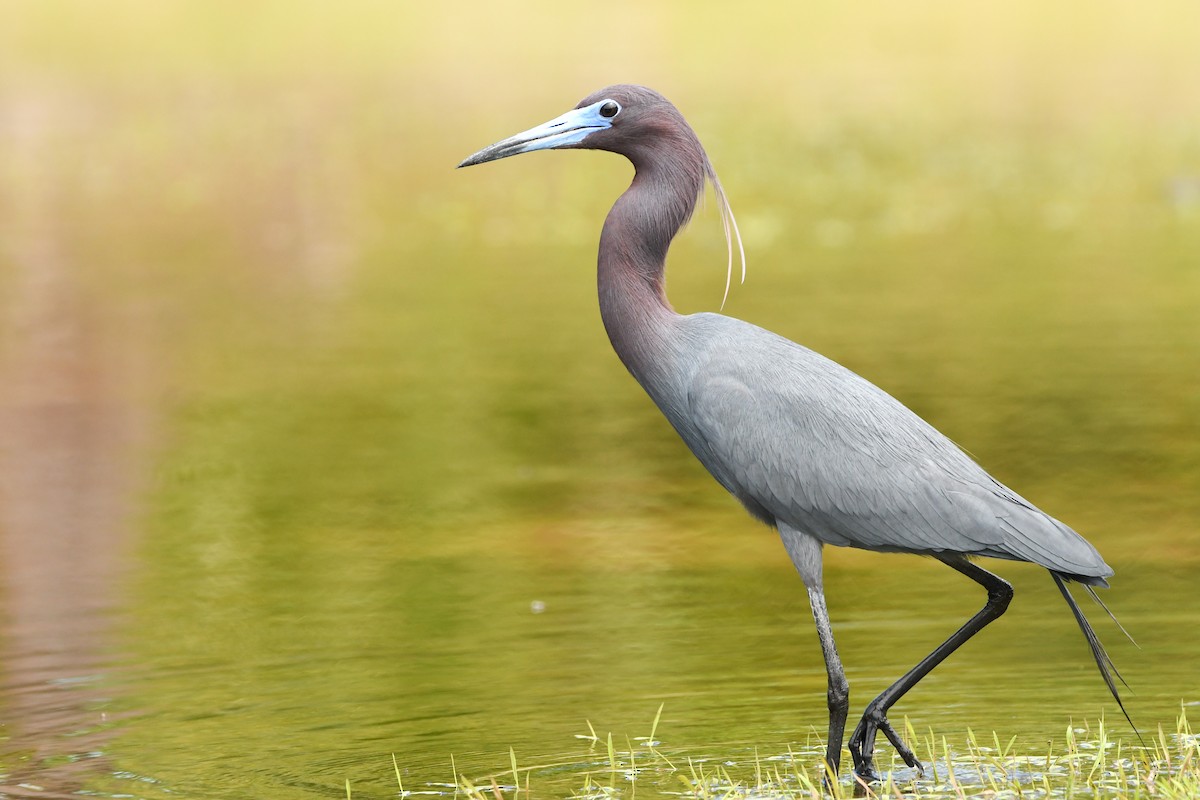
[458,85,1130,783]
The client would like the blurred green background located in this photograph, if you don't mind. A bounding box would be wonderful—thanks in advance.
[1,2,1198,798]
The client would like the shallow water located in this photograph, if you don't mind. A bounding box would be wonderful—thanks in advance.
[2,3,1200,798]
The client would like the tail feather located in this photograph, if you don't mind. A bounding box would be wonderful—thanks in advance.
[1085,585,1139,649]
[1051,572,1144,745]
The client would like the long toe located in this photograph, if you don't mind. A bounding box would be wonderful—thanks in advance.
[849,746,880,785]
[850,716,924,783]
[848,718,880,783]
[879,719,923,774]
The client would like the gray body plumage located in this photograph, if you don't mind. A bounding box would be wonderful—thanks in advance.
[627,311,1112,584]
[460,83,1130,782]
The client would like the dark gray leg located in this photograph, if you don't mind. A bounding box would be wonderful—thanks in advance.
[847,556,1013,782]
[806,584,850,779]
[778,524,849,781]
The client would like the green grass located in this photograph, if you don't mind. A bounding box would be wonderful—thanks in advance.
[370,708,1198,800]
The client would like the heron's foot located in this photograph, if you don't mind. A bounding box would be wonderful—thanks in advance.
[848,711,925,783]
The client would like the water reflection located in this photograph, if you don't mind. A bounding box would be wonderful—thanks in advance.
[0,93,150,795]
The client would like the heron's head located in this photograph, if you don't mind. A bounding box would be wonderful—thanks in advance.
[457,85,695,169]
[458,85,745,305]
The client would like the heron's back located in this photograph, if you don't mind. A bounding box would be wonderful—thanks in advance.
[640,312,1112,584]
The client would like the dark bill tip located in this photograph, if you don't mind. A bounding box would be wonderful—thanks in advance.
[457,138,523,169]
[456,152,486,169]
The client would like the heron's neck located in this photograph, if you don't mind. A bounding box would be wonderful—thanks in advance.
[597,161,700,383]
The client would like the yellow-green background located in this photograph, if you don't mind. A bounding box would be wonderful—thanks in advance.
[0,2,1197,798]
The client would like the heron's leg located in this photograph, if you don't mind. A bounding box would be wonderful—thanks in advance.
[848,556,1013,782]
[778,524,849,780]
[806,584,850,780]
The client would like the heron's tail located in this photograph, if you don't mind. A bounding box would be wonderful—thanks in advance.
[1051,572,1143,744]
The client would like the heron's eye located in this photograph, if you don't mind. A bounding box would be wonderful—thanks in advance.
[599,100,620,119]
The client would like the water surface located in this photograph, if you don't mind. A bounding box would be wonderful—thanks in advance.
[1,3,1199,798]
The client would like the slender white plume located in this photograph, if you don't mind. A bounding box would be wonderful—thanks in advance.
[706,165,746,310]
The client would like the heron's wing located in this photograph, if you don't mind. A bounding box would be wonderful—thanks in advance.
[679,317,1110,578]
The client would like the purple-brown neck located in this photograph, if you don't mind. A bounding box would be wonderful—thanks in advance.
[597,117,708,385]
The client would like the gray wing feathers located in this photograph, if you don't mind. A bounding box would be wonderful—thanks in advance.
[675,315,1112,580]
